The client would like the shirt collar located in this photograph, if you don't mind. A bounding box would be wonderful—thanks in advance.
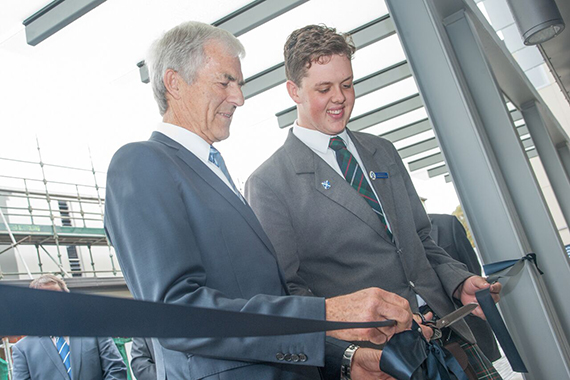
[156,122,211,162]
[292,120,350,153]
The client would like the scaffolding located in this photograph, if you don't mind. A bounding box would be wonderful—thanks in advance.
[0,142,120,280]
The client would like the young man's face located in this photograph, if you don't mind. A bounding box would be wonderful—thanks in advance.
[288,54,355,135]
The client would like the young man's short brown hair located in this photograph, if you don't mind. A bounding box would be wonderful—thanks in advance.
[284,24,356,86]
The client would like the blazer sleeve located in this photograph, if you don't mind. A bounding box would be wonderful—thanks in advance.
[11,344,31,380]
[130,338,156,380]
[104,143,325,366]
[98,337,128,380]
[387,141,474,298]
[245,173,313,297]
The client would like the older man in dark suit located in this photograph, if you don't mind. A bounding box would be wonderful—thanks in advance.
[246,24,502,380]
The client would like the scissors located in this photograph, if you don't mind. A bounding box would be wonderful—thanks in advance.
[420,302,479,340]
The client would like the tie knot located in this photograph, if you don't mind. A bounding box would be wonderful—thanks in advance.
[209,146,221,167]
[329,137,347,152]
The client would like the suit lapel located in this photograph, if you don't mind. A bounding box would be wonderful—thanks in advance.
[150,132,280,266]
[349,130,399,244]
[70,337,82,380]
[284,131,391,242]
[40,337,69,379]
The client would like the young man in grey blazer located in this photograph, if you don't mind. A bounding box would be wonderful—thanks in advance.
[11,275,127,380]
[246,24,502,379]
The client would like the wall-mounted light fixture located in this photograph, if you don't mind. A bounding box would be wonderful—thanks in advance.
[137,61,150,84]
[506,0,565,45]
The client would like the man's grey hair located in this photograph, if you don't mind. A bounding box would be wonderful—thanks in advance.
[30,274,69,292]
[148,21,245,116]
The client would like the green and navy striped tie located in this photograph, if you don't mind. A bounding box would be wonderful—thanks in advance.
[329,137,393,240]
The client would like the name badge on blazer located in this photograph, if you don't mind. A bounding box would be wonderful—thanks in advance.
[370,171,389,180]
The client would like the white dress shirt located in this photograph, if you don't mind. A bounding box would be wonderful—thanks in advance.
[156,122,242,198]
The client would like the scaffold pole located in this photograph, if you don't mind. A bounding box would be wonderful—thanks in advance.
[0,207,32,279]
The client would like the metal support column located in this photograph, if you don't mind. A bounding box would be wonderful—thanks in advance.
[444,8,570,336]
[384,1,570,378]
[521,101,570,230]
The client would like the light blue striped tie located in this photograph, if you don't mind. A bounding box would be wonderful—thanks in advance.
[209,146,245,203]
[56,336,71,378]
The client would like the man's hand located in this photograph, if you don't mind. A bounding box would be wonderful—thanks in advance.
[351,348,396,380]
[412,311,434,340]
[454,275,501,319]
[325,287,412,345]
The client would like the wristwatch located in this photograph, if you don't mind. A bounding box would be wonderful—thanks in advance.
[340,344,359,380]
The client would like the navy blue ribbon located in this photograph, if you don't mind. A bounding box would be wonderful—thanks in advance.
[484,253,543,284]
[475,288,527,373]
[0,284,395,338]
[474,254,539,373]
[380,321,468,380]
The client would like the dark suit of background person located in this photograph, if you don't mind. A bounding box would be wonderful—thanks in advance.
[130,338,156,380]
[104,21,410,380]
[12,336,127,380]
[247,129,477,347]
[429,214,501,362]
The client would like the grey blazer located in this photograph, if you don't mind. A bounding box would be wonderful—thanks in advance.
[104,132,327,380]
[246,129,476,344]
[11,336,127,380]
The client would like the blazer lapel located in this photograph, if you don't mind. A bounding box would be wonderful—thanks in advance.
[40,337,69,379]
[349,130,399,244]
[284,131,390,241]
[150,132,280,263]
[70,337,82,380]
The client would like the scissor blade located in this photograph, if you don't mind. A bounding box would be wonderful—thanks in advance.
[436,302,478,329]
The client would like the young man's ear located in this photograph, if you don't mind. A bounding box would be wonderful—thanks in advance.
[163,69,182,100]
[286,80,302,104]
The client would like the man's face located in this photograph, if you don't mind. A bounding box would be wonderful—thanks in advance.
[177,41,245,144]
[289,54,355,135]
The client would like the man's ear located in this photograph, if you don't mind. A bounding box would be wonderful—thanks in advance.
[163,69,182,100]
[286,80,302,104]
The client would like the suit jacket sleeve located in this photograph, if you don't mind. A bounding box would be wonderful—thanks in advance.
[11,344,31,380]
[245,173,313,296]
[130,338,156,380]
[98,337,128,380]
[104,143,325,365]
[387,141,473,298]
